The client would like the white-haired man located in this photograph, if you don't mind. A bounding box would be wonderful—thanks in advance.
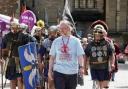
[48,20,85,89]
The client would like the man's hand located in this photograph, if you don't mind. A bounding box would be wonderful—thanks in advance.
[79,67,84,76]
[38,62,44,73]
[84,67,88,75]
[111,64,115,71]
[48,71,53,81]
[0,59,4,65]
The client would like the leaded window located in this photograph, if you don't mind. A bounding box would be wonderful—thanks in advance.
[74,0,97,9]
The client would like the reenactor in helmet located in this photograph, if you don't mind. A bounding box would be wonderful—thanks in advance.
[2,22,37,89]
[85,20,115,89]
[32,27,43,44]
[38,25,58,89]
[1,21,24,89]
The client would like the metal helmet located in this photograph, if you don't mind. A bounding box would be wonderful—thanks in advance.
[90,20,108,31]
[90,20,108,36]
[93,24,107,36]
[19,23,28,30]
[10,21,19,29]
[37,20,45,28]
[48,25,58,32]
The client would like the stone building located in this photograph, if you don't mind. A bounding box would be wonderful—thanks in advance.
[0,0,20,17]
[0,0,128,46]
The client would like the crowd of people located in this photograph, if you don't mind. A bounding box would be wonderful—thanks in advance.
[0,19,126,89]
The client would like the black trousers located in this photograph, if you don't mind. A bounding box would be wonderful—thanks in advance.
[54,71,77,89]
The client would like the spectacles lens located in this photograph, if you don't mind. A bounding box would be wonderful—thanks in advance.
[93,30,103,34]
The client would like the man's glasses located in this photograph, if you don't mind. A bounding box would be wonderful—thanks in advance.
[93,30,103,34]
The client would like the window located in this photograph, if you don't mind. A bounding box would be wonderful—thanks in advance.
[74,0,97,9]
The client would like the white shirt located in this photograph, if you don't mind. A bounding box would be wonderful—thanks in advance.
[49,35,84,74]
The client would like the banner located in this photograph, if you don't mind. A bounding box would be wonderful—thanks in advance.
[18,42,40,89]
[19,10,37,32]
[0,14,18,24]
[0,20,6,31]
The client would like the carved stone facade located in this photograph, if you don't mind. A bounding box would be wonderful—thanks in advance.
[25,0,64,23]
[106,0,128,32]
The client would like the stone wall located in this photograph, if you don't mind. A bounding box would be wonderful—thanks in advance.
[106,0,128,31]
[0,0,19,17]
[119,0,127,31]
[0,0,127,31]
[106,0,117,31]
[26,0,64,23]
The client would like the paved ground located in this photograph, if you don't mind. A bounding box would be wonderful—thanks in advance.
[0,62,128,89]
[76,62,128,89]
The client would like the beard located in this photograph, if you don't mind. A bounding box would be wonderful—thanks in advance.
[49,36,56,41]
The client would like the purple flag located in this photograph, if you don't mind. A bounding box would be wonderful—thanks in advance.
[0,20,6,31]
[19,10,37,32]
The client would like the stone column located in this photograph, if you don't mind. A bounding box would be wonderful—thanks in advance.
[119,0,127,31]
[106,0,117,31]
[116,0,120,31]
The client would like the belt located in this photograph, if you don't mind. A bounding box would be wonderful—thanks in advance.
[12,56,19,59]
[44,60,49,65]
[90,60,108,64]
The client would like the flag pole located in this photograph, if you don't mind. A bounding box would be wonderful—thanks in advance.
[63,0,81,38]
[57,8,61,24]
[44,8,49,28]
[0,26,4,89]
